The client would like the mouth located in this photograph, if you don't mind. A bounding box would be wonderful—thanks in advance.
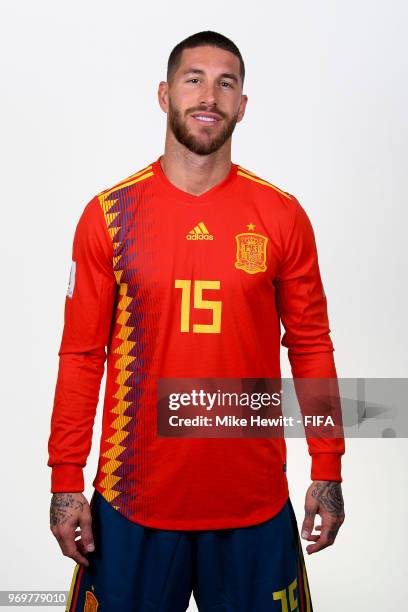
[191,111,223,126]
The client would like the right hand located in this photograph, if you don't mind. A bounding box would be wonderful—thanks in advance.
[50,493,94,567]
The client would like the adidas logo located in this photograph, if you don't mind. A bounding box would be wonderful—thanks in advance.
[186,222,214,240]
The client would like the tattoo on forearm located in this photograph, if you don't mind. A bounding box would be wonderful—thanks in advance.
[50,493,85,527]
[311,481,344,515]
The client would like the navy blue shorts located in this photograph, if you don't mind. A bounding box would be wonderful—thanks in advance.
[67,489,313,611]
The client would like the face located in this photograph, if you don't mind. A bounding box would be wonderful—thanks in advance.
[159,46,247,156]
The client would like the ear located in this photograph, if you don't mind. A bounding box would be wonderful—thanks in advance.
[236,94,248,123]
[158,81,169,113]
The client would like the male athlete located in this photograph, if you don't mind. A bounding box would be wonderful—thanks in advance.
[48,31,345,611]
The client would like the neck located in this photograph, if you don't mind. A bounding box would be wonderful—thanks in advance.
[161,132,232,196]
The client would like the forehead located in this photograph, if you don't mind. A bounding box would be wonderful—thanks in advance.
[178,45,240,75]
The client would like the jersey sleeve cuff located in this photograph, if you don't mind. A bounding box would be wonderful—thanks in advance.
[51,465,85,493]
[311,452,342,482]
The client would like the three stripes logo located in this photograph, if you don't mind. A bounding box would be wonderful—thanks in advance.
[186,221,214,240]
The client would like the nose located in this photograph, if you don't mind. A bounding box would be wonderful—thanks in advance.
[199,81,217,107]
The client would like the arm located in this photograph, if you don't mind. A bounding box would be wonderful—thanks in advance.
[48,195,117,491]
[48,195,117,565]
[275,196,345,553]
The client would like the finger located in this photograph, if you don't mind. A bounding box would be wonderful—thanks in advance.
[74,537,89,557]
[64,525,92,559]
[305,524,322,533]
[78,511,95,553]
[61,535,90,566]
[304,531,322,542]
[301,504,317,539]
[306,531,335,554]
[58,528,90,567]
[302,523,323,541]
[306,518,341,554]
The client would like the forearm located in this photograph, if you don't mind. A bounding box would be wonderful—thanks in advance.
[289,352,345,482]
[48,349,106,492]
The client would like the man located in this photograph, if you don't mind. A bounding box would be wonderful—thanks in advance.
[48,30,345,611]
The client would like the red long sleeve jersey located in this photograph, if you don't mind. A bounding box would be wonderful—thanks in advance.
[48,155,345,530]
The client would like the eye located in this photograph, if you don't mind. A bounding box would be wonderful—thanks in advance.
[221,81,233,88]
[187,78,200,84]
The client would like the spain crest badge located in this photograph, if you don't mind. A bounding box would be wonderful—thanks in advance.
[234,224,268,275]
[84,590,99,611]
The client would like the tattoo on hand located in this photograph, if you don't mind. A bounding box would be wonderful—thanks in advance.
[328,527,339,541]
[50,493,85,527]
[311,481,344,516]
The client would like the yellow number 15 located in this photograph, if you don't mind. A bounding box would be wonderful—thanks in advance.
[174,279,222,334]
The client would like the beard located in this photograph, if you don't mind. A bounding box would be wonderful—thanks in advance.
[168,98,239,156]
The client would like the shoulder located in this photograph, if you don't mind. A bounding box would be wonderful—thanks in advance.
[94,161,155,202]
[71,162,155,256]
[89,161,155,235]
[235,162,305,221]
[236,163,294,200]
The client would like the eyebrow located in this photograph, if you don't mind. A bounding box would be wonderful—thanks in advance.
[181,67,239,84]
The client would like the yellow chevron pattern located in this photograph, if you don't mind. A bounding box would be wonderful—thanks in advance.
[237,165,293,200]
[96,169,153,502]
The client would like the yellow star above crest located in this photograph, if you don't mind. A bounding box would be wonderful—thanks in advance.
[247,223,255,231]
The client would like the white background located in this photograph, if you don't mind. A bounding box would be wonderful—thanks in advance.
[0,0,407,610]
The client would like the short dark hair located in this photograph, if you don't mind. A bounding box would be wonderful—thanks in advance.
[167,30,245,86]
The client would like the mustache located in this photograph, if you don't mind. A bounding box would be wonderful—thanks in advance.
[187,108,226,119]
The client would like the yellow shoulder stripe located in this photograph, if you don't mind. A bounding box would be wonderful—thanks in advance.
[237,168,293,200]
[96,164,154,198]
[237,164,258,177]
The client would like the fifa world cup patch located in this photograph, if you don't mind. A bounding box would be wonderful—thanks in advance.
[66,260,76,298]
[234,223,268,274]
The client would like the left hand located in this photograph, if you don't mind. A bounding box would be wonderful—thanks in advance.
[301,480,345,554]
